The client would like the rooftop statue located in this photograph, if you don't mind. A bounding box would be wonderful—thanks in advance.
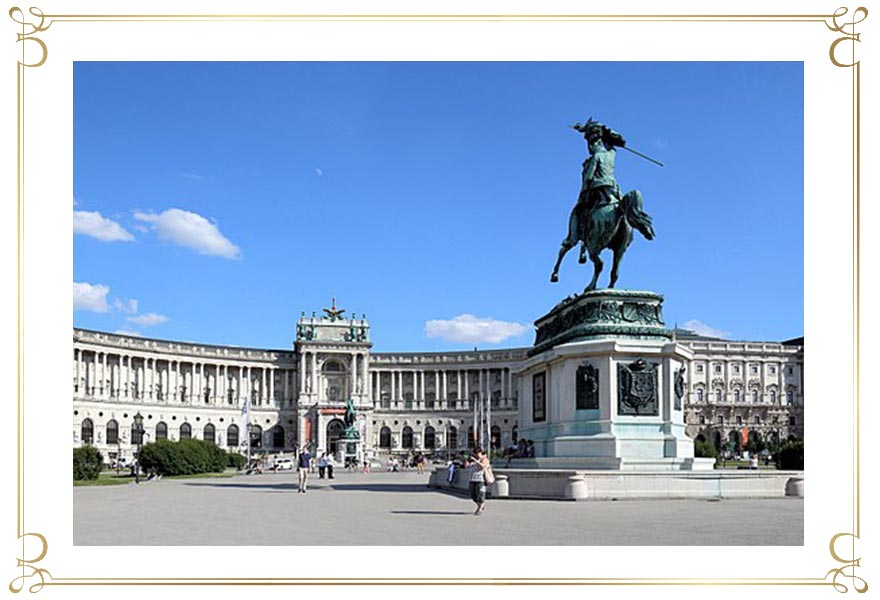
[550,118,657,292]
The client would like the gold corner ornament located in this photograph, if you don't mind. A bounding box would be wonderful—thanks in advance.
[8,532,50,594]
[9,6,50,67]
[826,6,868,67]
[826,533,868,593]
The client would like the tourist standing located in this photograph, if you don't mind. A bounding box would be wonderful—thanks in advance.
[317,452,327,479]
[325,452,335,479]
[297,446,311,493]
[469,447,491,515]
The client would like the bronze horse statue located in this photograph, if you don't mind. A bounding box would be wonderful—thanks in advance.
[550,189,655,291]
[550,118,656,291]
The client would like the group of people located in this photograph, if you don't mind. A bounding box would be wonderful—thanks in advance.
[385,451,428,473]
[503,439,535,466]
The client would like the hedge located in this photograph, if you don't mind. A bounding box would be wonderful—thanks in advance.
[227,452,247,470]
[137,438,228,476]
[73,445,104,480]
[776,439,804,470]
[693,439,718,459]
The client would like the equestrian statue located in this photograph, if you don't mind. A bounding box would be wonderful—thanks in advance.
[550,117,658,291]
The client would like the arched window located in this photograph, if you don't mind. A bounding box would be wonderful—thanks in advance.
[106,419,119,445]
[272,425,285,449]
[699,415,706,425]
[467,426,475,449]
[448,426,458,450]
[751,390,758,403]
[250,425,263,449]
[81,419,94,445]
[424,426,436,449]
[203,423,216,444]
[322,360,343,372]
[491,425,501,450]
[786,390,794,405]
[401,426,414,449]
[770,390,778,404]
[715,389,723,403]
[227,424,239,448]
[179,422,192,440]
[733,389,741,404]
[379,426,391,449]
[717,415,724,425]
[696,388,704,403]
[156,421,168,441]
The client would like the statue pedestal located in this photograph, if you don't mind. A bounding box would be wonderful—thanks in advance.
[517,290,713,471]
[341,427,361,467]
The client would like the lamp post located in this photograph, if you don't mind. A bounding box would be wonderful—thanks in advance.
[133,412,144,484]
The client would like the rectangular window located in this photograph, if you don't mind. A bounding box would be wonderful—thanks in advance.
[696,364,704,374]
[532,372,546,423]
[714,364,722,374]
[750,365,758,375]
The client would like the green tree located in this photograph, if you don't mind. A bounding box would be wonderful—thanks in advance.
[776,439,804,470]
[73,445,104,480]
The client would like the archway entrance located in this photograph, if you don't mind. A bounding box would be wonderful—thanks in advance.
[326,419,345,456]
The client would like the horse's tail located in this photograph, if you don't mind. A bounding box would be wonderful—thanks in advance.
[621,190,655,240]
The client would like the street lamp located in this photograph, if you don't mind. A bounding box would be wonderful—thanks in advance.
[133,412,144,484]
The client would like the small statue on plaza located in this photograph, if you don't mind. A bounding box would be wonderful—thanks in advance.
[550,117,658,291]
[344,398,357,429]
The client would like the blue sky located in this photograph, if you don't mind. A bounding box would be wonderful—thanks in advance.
[73,62,804,351]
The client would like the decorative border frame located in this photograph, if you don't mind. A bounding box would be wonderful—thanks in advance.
[8,6,868,593]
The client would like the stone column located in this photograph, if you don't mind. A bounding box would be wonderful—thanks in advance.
[350,356,357,399]
[311,353,318,397]
[283,368,289,405]
[391,370,396,402]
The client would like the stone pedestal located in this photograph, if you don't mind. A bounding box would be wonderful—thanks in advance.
[517,289,713,471]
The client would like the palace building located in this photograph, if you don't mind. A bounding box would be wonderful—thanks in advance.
[72,305,803,465]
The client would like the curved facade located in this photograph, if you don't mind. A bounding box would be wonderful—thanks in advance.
[73,314,803,464]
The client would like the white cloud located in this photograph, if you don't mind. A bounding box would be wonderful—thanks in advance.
[134,208,241,259]
[73,282,110,312]
[315,168,323,176]
[73,210,134,242]
[425,314,531,344]
[127,313,169,327]
[112,298,139,314]
[113,329,143,337]
[681,319,730,339]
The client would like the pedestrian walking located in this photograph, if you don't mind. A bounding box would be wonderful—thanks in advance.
[469,446,492,515]
[297,446,311,493]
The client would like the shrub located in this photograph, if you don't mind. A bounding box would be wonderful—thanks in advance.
[227,452,247,470]
[776,439,804,470]
[73,445,104,480]
[137,438,229,476]
[694,439,717,459]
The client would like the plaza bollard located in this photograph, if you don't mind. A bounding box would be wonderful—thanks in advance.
[785,476,804,497]
[564,475,588,500]
[490,474,509,498]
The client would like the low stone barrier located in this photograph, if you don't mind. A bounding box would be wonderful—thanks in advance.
[428,466,804,500]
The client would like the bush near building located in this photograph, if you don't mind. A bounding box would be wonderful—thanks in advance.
[73,445,104,480]
[693,439,718,459]
[776,439,804,470]
[137,439,228,476]
[227,451,247,470]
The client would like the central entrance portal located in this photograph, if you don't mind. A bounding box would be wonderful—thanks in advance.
[326,419,345,456]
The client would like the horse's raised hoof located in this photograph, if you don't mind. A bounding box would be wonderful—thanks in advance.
[550,274,559,283]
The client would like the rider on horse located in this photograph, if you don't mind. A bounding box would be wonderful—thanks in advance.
[550,118,655,290]
[570,118,626,260]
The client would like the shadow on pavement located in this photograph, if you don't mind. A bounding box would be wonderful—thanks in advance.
[390,510,472,515]
[328,483,434,493]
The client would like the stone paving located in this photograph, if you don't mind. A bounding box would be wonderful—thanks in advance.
[74,469,803,545]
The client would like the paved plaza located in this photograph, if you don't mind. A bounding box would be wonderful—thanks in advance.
[74,470,803,545]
